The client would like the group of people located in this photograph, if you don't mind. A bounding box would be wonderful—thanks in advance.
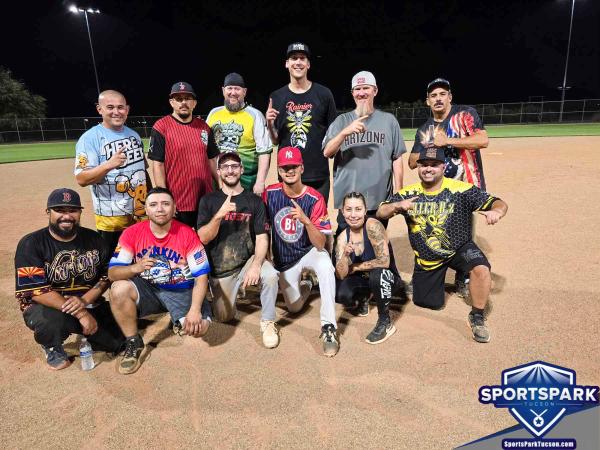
[14,42,508,374]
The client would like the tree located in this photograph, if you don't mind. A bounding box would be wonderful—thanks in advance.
[0,67,47,118]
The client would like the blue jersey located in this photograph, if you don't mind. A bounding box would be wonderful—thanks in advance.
[263,183,331,271]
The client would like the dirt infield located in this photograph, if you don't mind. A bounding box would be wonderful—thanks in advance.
[1,137,598,449]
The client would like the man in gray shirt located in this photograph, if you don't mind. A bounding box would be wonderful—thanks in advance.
[323,71,406,233]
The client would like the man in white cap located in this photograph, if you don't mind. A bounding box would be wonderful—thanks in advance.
[323,71,406,233]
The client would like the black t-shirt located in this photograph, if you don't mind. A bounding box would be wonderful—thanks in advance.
[14,227,110,312]
[269,82,337,181]
[197,189,269,278]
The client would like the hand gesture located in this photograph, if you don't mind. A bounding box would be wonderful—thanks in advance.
[132,256,156,275]
[216,192,236,219]
[343,115,369,136]
[478,210,503,225]
[395,196,419,213]
[266,98,279,128]
[79,311,98,335]
[62,295,86,315]
[289,199,310,226]
[343,242,355,256]
[242,263,261,289]
[432,127,448,147]
[108,148,127,169]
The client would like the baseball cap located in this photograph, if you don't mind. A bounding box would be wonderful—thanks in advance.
[286,42,311,59]
[417,147,446,164]
[223,72,245,88]
[277,146,303,166]
[47,188,83,209]
[170,81,196,98]
[352,71,377,90]
[426,78,451,94]
[217,151,242,166]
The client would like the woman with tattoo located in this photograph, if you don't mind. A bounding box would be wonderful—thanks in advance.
[334,192,403,344]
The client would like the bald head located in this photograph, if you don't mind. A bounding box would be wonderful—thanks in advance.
[96,90,130,131]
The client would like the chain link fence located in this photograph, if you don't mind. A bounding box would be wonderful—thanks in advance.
[1,99,599,144]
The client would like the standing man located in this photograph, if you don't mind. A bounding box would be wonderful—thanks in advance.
[266,42,337,203]
[75,90,148,251]
[15,188,125,370]
[207,73,272,195]
[409,78,489,295]
[148,82,220,228]
[108,187,211,375]
[323,71,406,232]
[377,148,507,343]
[197,152,280,348]
[263,147,339,357]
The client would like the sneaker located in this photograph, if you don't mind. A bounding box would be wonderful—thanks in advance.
[301,269,319,290]
[320,324,339,357]
[356,297,370,317]
[118,335,144,375]
[172,320,184,336]
[42,345,71,370]
[468,312,491,343]
[455,280,470,299]
[260,320,280,349]
[365,318,396,344]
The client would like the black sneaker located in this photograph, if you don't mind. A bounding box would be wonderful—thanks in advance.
[468,312,490,343]
[365,318,396,344]
[118,335,144,375]
[356,297,370,317]
[319,324,339,357]
[42,345,71,370]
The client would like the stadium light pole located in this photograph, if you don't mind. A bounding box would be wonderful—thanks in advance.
[69,5,101,97]
[558,0,575,123]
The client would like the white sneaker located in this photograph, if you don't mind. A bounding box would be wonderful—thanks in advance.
[260,320,280,349]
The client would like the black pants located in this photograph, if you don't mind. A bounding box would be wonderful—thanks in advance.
[175,210,198,229]
[336,269,401,318]
[23,302,125,353]
[98,230,123,253]
[303,177,330,205]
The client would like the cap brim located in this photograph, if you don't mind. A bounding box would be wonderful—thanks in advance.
[48,204,84,209]
[170,92,196,98]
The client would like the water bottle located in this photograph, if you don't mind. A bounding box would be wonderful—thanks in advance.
[79,336,95,371]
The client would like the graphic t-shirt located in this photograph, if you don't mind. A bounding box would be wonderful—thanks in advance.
[197,189,269,278]
[384,178,498,270]
[14,227,110,312]
[148,116,220,212]
[74,124,148,231]
[269,83,337,181]
[412,105,486,189]
[263,183,332,271]
[109,220,210,290]
[323,109,407,210]
[206,106,272,190]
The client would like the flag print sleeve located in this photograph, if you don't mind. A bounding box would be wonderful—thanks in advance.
[185,233,211,277]
[109,230,136,267]
[74,132,100,174]
[460,107,485,133]
[309,196,332,234]
[14,236,51,301]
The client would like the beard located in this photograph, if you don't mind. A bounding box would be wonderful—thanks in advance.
[355,102,371,117]
[223,177,240,187]
[49,220,79,239]
[225,99,244,112]
[177,110,191,120]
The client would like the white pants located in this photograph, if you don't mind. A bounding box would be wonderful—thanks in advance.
[279,247,337,328]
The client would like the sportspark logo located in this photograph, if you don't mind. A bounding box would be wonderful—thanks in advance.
[479,361,598,445]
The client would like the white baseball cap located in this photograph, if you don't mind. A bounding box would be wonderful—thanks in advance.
[351,71,377,89]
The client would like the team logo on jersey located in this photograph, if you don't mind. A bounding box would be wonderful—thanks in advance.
[212,120,243,152]
[17,267,46,286]
[201,129,209,145]
[274,206,303,243]
[76,153,89,170]
[285,102,312,150]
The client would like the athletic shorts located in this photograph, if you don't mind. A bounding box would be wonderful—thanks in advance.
[130,276,193,323]
[412,241,490,310]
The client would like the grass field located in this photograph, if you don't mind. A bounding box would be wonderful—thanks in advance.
[0,123,598,164]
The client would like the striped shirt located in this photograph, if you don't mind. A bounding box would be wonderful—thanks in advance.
[148,115,219,211]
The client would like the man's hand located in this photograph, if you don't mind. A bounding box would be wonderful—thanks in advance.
[107,148,127,169]
[62,295,86,315]
[242,263,261,289]
[253,181,265,196]
[395,196,419,213]
[343,115,369,136]
[432,128,449,147]
[183,309,210,338]
[266,98,279,128]
[289,199,310,226]
[79,311,98,335]
[216,193,236,219]
[132,256,156,275]
[479,209,503,225]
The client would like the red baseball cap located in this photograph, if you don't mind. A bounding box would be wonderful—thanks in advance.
[277,146,303,166]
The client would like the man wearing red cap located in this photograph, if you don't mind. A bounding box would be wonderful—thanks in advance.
[263,147,339,357]
[148,81,220,228]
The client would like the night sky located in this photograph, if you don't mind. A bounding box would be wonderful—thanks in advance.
[3,0,599,117]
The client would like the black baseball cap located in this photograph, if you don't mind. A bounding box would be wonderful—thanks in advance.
[217,151,242,166]
[286,42,311,59]
[47,188,83,209]
[223,72,245,88]
[170,81,196,98]
[417,147,446,164]
[426,78,451,94]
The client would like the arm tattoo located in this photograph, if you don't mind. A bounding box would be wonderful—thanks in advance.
[351,220,390,271]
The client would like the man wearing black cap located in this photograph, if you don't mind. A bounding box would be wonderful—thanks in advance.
[266,42,337,203]
[409,78,490,296]
[207,73,272,195]
[14,188,125,370]
[377,148,508,343]
[148,81,220,228]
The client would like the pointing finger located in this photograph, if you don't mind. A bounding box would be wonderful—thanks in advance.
[358,115,369,121]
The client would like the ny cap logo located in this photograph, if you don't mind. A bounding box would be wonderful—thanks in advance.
[63,192,72,202]
[285,150,293,159]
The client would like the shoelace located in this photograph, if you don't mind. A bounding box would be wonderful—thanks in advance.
[123,339,139,358]
[471,314,485,327]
